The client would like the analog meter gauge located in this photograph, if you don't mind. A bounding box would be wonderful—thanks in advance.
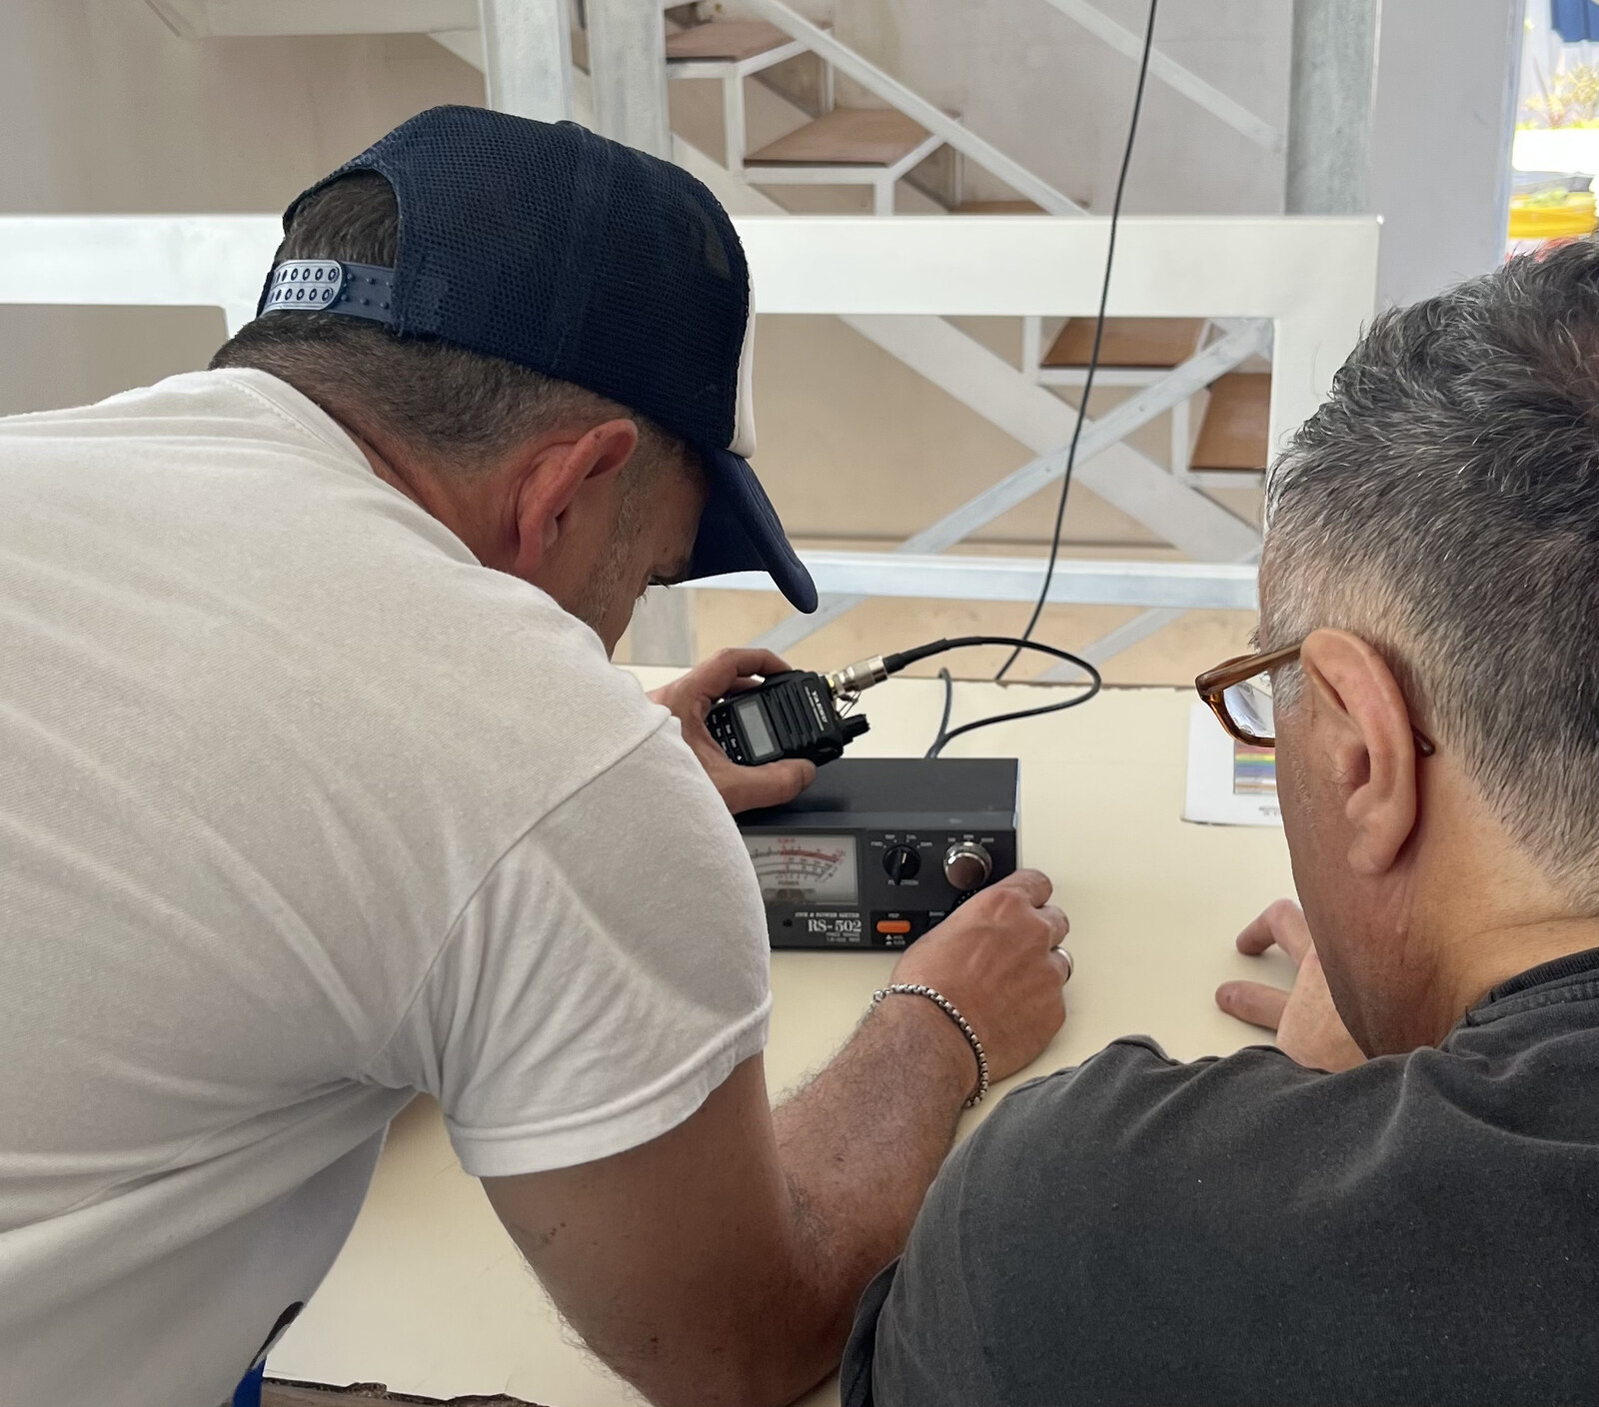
[735,758,1018,950]
[744,834,859,906]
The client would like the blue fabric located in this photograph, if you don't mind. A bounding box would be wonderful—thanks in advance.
[692,448,817,612]
[1552,0,1599,43]
[231,1362,264,1407]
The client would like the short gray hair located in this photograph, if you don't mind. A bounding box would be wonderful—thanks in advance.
[1262,242,1599,902]
[211,171,695,480]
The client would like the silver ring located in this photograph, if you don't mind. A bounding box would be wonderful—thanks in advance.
[1053,945,1074,981]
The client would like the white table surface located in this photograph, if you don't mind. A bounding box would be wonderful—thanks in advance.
[270,675,1298,1406]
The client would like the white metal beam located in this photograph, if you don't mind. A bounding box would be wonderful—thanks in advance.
[702,553,1257,610]
[0,214,279,334]
[0,214,1376,457]
[587,0,672,159]
[478,0,572,122]
[1287,0,1378,214]
[733,216,1378,445]
[144,0,478,36]
[1040,0,1284,153]
[737,0,1084,215]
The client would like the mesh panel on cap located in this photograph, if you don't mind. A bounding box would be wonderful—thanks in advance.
[302,106,749,454]
[276,107,818,609]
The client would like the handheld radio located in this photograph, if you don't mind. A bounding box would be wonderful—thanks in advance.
[706,670,870,767]
[706,637,1104,769]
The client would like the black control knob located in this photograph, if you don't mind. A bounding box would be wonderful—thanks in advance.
[883,846,921,883]
[943,841,992,891]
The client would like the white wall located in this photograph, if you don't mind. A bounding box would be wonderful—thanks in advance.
[731,0,1292,214]
[0,0,484,415]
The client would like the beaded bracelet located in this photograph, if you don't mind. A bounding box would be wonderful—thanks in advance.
[870,982,990,1107]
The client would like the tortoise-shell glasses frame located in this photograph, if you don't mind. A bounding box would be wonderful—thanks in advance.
[1194,642,1437,755]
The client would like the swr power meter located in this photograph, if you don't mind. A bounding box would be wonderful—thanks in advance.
[737,757,1019,950]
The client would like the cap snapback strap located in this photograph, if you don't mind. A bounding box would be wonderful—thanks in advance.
[260,260,396,325]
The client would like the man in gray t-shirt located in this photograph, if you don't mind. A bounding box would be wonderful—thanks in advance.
[844,246,1599,1405]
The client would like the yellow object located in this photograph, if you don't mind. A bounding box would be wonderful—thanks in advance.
[1508,191,1598,240]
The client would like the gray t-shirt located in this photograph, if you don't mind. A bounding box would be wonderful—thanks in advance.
[844,949,1599,1406]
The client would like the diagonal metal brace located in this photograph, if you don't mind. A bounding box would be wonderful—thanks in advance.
[839,315,1262,559]
[1039,0,1284,153]
[753,320,1266,654]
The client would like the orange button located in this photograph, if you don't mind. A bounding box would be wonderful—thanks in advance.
[876,919,912,935]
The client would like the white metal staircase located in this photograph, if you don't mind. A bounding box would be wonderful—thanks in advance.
[665,18,950,217]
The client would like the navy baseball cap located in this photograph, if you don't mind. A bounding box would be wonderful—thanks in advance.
[259,105,816,612]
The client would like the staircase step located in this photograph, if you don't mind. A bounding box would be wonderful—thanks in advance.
[746,109,932,167]
[665,20,795,62]
[955,200,1047,215]
[1191,372,1271,472]
[1043,317,1207,370]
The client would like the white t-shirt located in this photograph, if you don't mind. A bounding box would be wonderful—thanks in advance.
[0,369,771,1406]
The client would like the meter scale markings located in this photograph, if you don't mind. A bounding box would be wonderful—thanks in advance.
[746,835,858,904]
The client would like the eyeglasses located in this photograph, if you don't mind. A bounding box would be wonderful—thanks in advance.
[1194,642,1437,755]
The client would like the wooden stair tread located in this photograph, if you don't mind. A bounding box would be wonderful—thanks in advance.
[1191,372,1271,471]
[746,109,932,166]
[955,199,1047,215]
[665,20,794,62]
[1043,317,1206,369]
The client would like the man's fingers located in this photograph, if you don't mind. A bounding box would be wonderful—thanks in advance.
[1047,946,1074,984]
[666,649,795,710]
[707,648,792,690]
[725,758,815,813]
[1234,911,1278,957]
[1235,899,1312,964]
[1037,904,1069,948]
[994,868,1054,908]
[1215,979,1289,1032]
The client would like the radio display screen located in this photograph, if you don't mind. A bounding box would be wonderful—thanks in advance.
[734,694,780,762]
[744,833,858,905]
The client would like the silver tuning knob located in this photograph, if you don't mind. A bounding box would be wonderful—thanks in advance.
[943,841,992,892]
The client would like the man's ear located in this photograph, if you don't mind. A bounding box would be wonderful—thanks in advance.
[511,419,640,578]
[1297,628,1422,877]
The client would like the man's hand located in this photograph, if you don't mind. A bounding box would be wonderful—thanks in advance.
[891,869,1072,1085]
[1215,899,1365,1071]
[648,648,816,814]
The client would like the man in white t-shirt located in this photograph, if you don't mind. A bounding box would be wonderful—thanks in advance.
[0,108,1072,1407]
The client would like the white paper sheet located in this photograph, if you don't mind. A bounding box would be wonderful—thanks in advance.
[1183,700,1283,827]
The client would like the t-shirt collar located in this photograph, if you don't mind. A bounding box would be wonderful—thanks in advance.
[1467,945,1599,1024]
